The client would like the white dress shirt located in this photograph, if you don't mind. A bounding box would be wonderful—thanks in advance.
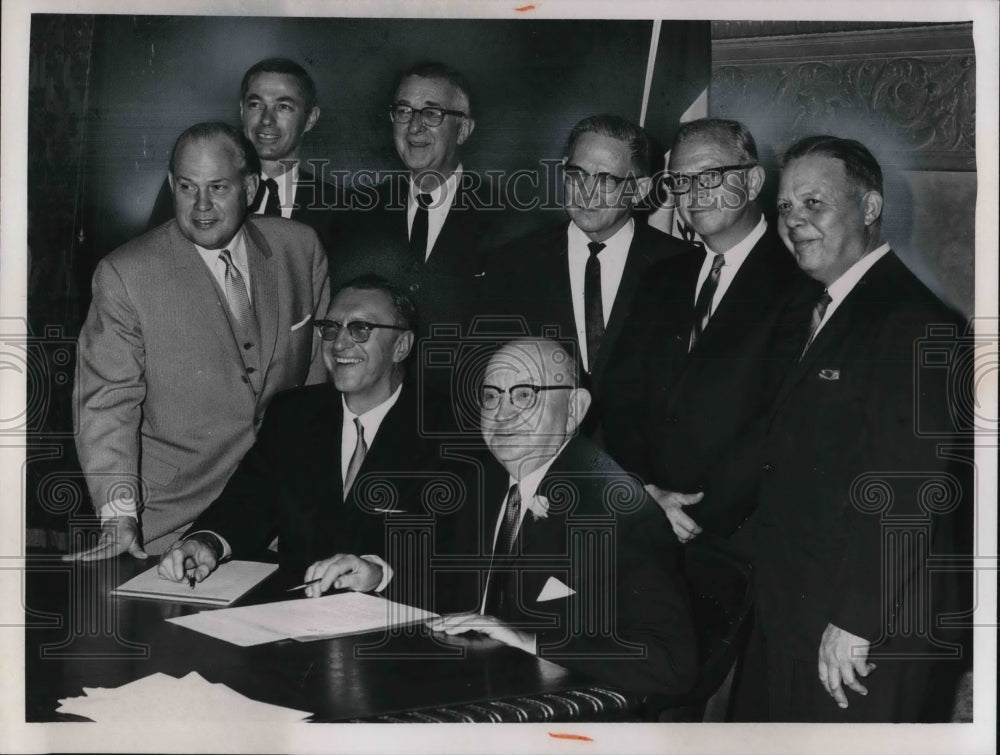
[567,218,634,372]
[692,216,766,314]
[812,243,892,339]
[406,166,462,259]
[254,162,299,220]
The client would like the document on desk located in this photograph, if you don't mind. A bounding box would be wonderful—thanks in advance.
[56,671,312,722]
[167,592,439,646]
[112,561,278,606]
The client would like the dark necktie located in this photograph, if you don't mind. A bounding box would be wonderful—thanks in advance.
[343,417,368,498]
[409,193,432,264]
[218,249,256,333]
[689,253,725,352]
[485,483,521,619]
[584,241,606,370]
[249,177,281,217]
[800,290,832,359]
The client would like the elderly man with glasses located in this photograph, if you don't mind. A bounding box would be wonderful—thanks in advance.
[428,337,697,696]
[483,114,691,441]
[603,118,805,542]
[333,61,498,351]
[158,274,455,594]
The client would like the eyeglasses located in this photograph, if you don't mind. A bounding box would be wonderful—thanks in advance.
[388,104,467,127]
[313,319,408,343]
[562,164,631,193]
[664,163,756,195]
[479,384,574,411]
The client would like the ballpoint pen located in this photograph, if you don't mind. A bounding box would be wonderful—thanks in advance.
[183,556,196,589]
[285,578,322,592]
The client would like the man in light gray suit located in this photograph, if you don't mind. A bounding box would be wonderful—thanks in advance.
[67,122,330,559]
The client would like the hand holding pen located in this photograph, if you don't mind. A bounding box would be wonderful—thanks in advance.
[156,536,219,584]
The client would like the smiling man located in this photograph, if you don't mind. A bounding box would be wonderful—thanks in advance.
[148,58,335,251]
[428,337,697,696]
[158,275,455,595]
[334,61,496,346]
[484,115,690,439]
[69,122,330,560]
[602,118,804,540]
[719,136,966,722]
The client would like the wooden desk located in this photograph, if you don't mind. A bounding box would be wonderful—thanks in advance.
[24,555,638,723]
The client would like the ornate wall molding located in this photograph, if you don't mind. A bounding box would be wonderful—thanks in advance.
[711,23,975,170]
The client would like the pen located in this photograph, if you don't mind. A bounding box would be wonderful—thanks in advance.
[183,556,196,589]
[285,578,322,593]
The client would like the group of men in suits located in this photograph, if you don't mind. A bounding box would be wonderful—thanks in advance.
[69,54,965,720]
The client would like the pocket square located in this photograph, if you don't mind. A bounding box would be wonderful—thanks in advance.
[372,507,405,514]
[818,369,840,381]
[290,314,312,331]
[536,576,576,602]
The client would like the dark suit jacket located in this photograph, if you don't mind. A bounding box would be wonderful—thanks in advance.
[147,166,338,255]
[189,381,456,580]
[437,435,698,696]
[481,220,691,433]
[724,251,965,663]
[602,224,804,532]
[332,173,500,342]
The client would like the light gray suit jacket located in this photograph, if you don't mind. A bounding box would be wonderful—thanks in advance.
[74,216,331,552]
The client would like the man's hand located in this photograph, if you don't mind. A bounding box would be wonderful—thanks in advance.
[157,536,219,584]
[644,484,704,542]
[426,613,536,655]
[62,516,147,562]
[818,623,876,709]
[303,554,382,598]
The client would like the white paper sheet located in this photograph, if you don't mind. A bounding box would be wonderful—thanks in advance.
[167,592,439,646]
[112,561,278,606]
[56,672,312,722]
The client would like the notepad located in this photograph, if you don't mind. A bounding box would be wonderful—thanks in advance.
[112,561,278,606]
[167,592,439,646]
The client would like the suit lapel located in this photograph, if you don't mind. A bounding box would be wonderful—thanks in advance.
[591,224,655,383]
[347,384,414,512]
[166,224,245,368]
[243,221,280,374]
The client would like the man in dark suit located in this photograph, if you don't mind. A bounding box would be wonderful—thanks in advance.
[602,119,804,540]
[159,276,452,592]
[725,136,966,721]
[68,122,329,560]
[148,58,336,252]
[428,338,698,696]
[483,115,691,435]
[334,61,494,343]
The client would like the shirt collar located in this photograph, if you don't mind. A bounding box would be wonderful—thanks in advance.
[706,215,766,267]
[410,164,462,206]
[261,162,299,210]
[341,382,404,440]
[826,243,892,304]
[507,438,570,514]
[193,226,248,269]
[567,216,635,256]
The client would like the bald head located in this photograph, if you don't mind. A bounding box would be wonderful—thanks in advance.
[480,338,591,480]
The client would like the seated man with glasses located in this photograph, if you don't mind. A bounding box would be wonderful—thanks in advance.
[603,118,805,542]
[333,61,501,350]
[158,274,456,596]
[482,114,691,440]
[428,337,697,695]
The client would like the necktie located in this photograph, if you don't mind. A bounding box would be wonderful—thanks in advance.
[249,177,281,217]
[584,241,606,370]
[409,193,432,264]
[485,484,522,619]
[689,253,725,352]
[218,249,255,332]
[343,417,368,498]
[800,290,832,359]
